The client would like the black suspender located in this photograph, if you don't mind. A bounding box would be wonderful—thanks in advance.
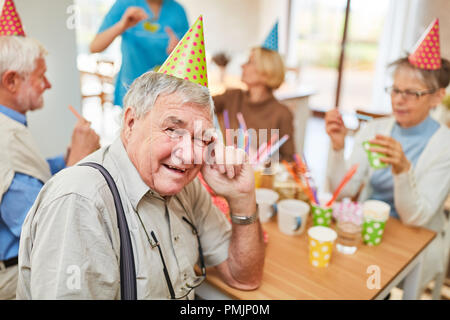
[78,162,137,300]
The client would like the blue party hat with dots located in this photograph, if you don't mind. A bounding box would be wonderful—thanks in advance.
[262,21,278,51]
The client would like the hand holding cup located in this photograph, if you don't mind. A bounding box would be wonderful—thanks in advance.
[368,135,411,174]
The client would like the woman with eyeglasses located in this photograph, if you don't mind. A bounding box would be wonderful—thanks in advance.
[325,54,450,290]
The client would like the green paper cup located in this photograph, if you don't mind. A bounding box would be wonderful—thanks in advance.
[311,204,333,227]
[363,141,388,169]
[362,200,390,246]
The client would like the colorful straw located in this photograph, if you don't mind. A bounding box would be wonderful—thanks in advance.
[245,133,251,154]
[300,153,319,205]
[223,110,232,146]
[326,164,359,207]
[250,132,278,164]
[292,154,317,204]
[257,133,280,164]
[213,114,224,144]
[236,112,248,150]
[236,112,247,130]
[282,160,316,204]
[258,134,289,164]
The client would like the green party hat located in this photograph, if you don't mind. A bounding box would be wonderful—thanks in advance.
[158,15,208,87]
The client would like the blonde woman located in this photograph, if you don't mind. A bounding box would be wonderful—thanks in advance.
[213,47,295,161]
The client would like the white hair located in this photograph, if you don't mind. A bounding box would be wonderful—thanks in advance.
[0,36,47,78]
[122,71,215,125]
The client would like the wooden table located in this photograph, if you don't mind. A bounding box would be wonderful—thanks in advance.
[196,217,436,300]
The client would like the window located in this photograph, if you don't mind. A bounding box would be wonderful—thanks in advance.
[74,0,122,145]
[289,0,390,113]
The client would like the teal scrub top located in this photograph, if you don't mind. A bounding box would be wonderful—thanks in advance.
[98,0,189,107]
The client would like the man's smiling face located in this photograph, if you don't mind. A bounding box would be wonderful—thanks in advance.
[122,93,214,196]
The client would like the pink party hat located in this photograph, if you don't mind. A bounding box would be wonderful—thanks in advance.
[408,18,441,70]
[158,15,208,87]
[0,0,25,36]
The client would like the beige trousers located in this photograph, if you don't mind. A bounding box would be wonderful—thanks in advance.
[0,264,18,300]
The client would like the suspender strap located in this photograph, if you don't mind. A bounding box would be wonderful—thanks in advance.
[79,162,137,300]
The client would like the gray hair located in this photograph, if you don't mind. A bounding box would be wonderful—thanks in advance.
[122,71,215,125]
[389,56,450,90]
[0,36,47,78]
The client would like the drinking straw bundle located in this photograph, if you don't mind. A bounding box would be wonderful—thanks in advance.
[293,154,319,205]
[249,132,278,164]
[257,134,289,165]
[286,153,359,207]
[282,160,316,204]
[221,110,289,165]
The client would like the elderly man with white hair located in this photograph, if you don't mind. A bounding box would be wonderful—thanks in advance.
[0,36,100,300]
[17,71,265,299]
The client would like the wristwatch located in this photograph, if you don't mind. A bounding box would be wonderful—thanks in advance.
[230,204,259,225]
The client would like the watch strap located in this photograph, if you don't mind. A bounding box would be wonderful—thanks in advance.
[230,205,259,225]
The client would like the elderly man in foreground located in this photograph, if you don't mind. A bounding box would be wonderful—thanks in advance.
[17,71,265,299]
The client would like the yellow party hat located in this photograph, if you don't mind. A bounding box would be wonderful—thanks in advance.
[158,15,208,87]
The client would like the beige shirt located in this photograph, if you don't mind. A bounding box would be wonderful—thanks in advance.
[17,138,231,299]
[0,112,51,198]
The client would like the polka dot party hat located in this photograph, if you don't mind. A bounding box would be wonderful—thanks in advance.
[408,18,441,70]
[262,21,278,51]
[158,15,208,87]
[0,0,25,36]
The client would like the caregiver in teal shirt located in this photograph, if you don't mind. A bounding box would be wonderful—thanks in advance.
[90,0,189,107]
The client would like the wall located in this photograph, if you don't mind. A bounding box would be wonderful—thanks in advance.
[178,0,288,75]
[413,0,450,60]
[371,0,450,113]
[14,0,81,158]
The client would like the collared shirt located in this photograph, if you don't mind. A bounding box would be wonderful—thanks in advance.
[0,105,66,261]
[17,138,231,299]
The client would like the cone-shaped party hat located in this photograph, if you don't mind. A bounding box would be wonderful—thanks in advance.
[262,21,278,51]
[0,0,25,36]
[408,18,440,70]
[158,15,208,87]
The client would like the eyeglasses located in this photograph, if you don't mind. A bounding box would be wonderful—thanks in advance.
[137,212,206,299]
[385,86,437,100]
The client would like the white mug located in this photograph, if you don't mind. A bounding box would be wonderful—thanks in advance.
[255,188,279,223]
[277,199,310,236]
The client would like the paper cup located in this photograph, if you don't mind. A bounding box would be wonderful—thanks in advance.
[254,168,262,188]
[362,200,390,246]
[277,199,310,236]
[255,188,279,223]
[308,226,337,267]
[363,141,388,169]
[310,192,333,226]
[311,204,333,227]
